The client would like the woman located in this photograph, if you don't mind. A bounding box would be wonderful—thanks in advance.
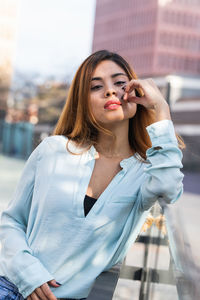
[0,50,184,300]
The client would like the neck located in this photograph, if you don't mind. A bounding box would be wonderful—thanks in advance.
[96,120,134,159]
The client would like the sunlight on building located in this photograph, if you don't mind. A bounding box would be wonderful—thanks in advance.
[159,0,173,6]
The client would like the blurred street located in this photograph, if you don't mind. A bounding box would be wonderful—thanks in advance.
[0,154,200,299]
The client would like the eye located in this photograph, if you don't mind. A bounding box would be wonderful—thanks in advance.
[115,81,126,86]
[91,85,102,91]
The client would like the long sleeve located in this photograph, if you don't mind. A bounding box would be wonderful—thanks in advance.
[139,119,184,210]
[0,140,54,298]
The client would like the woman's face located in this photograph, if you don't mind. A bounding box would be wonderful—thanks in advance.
[89,60,137,126]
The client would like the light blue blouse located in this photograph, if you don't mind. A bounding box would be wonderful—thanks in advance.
[0,120,184,298]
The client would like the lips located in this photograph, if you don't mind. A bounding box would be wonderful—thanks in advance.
[104,100,121,110]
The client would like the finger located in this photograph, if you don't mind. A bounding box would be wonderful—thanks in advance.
[123,92,129,101]
[41,283,57,300]
[132,78,159,97]
[35,287,49,300]
[126,95,147,107]
[125,79,142,93]
[124,80,144,100]
[30,292,40,300]
[48,279,61,288]
[124,91,137,101]
[123,87,136,101]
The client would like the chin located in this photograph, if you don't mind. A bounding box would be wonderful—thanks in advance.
[99,117,130,127]
[95,109,136,125]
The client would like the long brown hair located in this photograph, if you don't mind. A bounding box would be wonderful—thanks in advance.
[53,50,184,160]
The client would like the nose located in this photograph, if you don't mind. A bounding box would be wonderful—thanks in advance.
[105,88,116,98]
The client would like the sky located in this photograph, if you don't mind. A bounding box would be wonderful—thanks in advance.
[14,0,96,78]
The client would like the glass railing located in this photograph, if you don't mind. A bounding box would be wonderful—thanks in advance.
[115,201,200,300]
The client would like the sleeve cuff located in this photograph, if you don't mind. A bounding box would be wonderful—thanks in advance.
[146,120,178,147]
[15,261,54,298]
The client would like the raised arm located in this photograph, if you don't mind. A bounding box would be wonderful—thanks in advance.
[140,119,184,210]
[124,78,184,210]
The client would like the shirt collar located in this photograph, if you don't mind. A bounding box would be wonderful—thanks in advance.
[88,145,138,171]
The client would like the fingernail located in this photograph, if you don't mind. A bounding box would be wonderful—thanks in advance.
[56,282,62,285]
[123,93,127,100]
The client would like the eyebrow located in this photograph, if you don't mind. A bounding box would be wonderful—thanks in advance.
[91,73,128,81]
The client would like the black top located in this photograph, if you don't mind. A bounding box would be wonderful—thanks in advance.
[84,194,97,216]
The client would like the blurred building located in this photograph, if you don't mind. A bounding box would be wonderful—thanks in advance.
[93,0,200,170]
[93,0,200,77]
[0,0,20,118]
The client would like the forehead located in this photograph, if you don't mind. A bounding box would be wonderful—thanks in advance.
[92,60,126,77]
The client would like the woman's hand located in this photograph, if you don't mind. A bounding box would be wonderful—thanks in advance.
[123,78,171,121]
[27,279,60,300]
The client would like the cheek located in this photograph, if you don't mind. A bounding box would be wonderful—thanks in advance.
[90,95,96,111]
[125,103,137,118]
[132,104,137,115]
[89,96,102,119]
